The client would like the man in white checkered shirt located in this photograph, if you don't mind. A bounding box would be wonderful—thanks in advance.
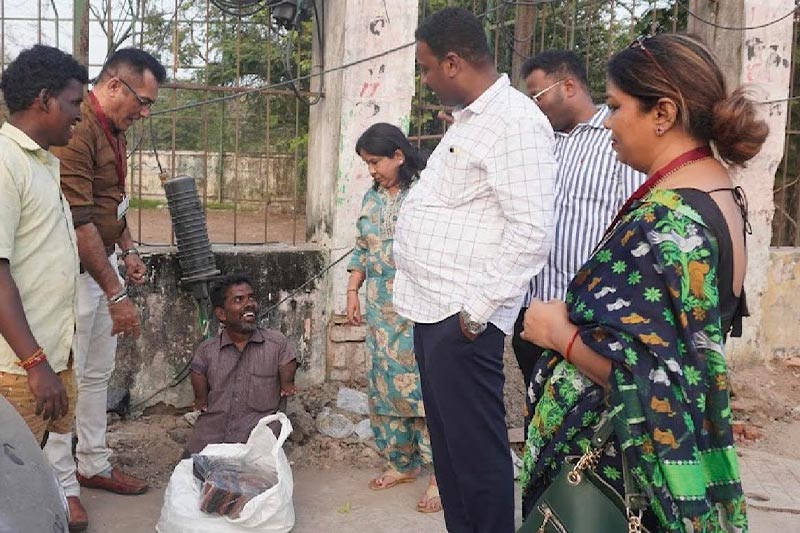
[393,8,555,532]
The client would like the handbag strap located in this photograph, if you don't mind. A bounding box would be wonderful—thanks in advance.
[590,410,649,514]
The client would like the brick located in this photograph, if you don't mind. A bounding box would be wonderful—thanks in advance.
[325,342,347,368]
[351,345,366,368]
[329,324,367,343]
[329,369,351,382]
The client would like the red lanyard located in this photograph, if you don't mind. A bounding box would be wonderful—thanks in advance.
[88,91,126,187]
[603,145,713,239]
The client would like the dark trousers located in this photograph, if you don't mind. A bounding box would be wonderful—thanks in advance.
[414,314,514,533]
[510,307,546,435]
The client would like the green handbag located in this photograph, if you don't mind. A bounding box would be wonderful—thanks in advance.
[517,413,650,533]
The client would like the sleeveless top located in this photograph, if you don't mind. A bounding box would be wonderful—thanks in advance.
[675,187,750,339]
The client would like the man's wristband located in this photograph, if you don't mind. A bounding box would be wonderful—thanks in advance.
[16,347,47,371]
[120,248,139,259]
[108,287,128,305]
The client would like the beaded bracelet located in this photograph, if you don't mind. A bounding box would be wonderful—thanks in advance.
[17,348,47,371]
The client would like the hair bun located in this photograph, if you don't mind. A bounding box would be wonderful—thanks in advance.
[711,88,769,166]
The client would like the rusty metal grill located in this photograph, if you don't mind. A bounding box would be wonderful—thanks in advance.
[5,2,798,247]
[410,0,687,152]
[0,0,318,246]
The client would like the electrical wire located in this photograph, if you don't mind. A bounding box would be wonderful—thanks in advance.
[282,0,324,105]
[255,246,353,322]
[149,2,505,116]
[678,1,798,31]
[148,116,166,175]
[761,94,800,104]
[125,129,146,159]
[151,40,414,116]
[208,0,272,18]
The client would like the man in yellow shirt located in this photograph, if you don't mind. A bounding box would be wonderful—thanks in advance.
[0,45,88,531]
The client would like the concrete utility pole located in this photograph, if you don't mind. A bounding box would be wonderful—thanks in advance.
[306,0,418,315]
[689,0,795,362]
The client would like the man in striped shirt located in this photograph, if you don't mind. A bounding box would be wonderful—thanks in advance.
[513,51,646,426]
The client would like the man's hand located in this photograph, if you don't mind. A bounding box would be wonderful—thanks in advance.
[109,297,141,337]
[458,313,478,342]
[280,382,298,397]
[123,253,147,286]
[27,362,68,420]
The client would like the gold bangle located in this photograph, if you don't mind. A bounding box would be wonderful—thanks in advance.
[347,289,358,292]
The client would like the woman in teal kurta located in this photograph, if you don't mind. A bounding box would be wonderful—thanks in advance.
[346,123,440,513]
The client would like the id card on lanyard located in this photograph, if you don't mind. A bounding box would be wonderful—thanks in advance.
[88,91,129,220]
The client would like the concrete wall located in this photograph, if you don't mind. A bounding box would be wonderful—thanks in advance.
[114,245,328,411]
[760,249,800,359]
[305,0,418,317]
[128,151,296,205]
[690,0,795,362]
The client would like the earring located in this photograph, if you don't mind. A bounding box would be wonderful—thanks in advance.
[655,126,664,136]
[399,159,404,164]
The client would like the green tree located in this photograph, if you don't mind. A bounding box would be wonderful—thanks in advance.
[409,1,687,150]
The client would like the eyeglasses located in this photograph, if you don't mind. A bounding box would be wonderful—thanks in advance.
[629,36,674,89]
[531,79,564,103]
[116,77,155,109]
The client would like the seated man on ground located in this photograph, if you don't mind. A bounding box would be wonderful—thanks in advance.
[185,274,297,455]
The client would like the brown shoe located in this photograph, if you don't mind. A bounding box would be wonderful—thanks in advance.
[77,467,149,495]
[67,496,88,532]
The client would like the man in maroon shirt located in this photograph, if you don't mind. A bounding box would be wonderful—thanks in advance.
[186,274,298,454]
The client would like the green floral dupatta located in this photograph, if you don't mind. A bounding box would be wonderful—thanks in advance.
[520,189,747,532]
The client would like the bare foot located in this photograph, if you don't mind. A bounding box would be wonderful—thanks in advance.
[416,475,442,513]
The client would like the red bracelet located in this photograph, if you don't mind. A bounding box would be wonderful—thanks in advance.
[564,329,580,364]
[17,348,47,371]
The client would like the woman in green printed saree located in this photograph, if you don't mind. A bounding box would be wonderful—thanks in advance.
[345,123,441,513]
[518,35,768,532]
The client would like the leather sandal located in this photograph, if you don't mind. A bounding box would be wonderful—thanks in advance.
[367,467,419,491]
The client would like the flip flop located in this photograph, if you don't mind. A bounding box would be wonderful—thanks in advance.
[416,484,442,513]
[367,468,418,491]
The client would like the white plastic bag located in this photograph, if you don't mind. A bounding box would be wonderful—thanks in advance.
[157,413,294,533]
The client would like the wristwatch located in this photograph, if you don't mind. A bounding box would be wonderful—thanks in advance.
[459,308,487,336]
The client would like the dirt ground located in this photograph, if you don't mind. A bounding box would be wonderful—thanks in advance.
[104,351,798,492]
[106,340,527,489]
[729,358,800,460]
[126,206,307,246]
